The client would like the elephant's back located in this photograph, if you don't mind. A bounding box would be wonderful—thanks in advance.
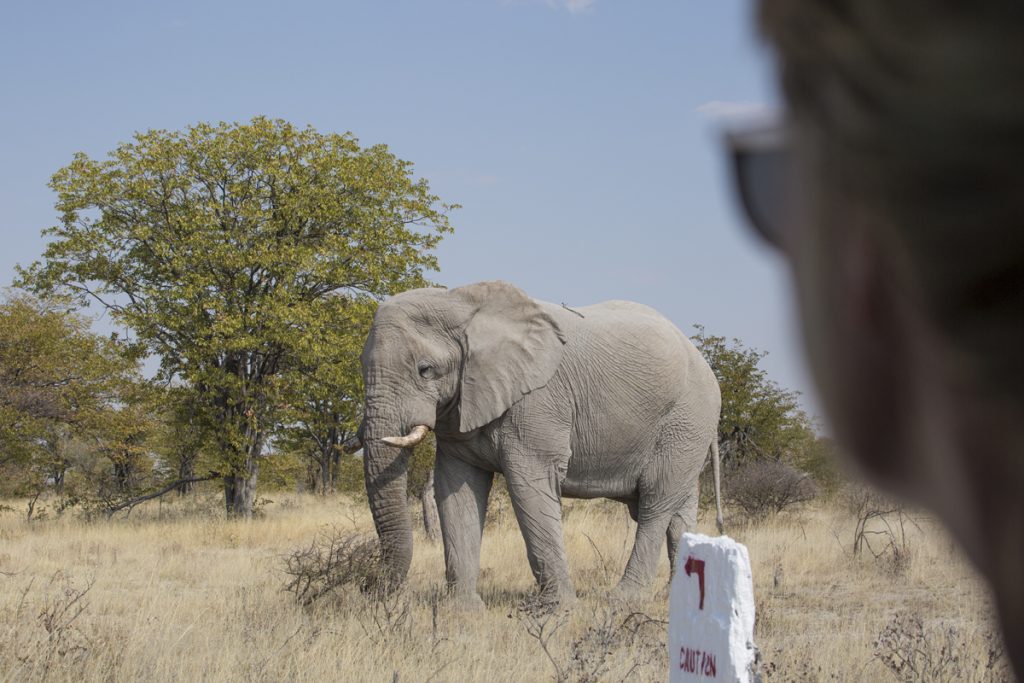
[543,298,719,423]
[575,298,664,321]
[573,300,701,368]
[575,299,689,340]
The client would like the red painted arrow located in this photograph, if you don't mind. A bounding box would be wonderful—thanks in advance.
[684,556,706,610]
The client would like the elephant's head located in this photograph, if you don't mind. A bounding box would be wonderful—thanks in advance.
[359,280,566,583]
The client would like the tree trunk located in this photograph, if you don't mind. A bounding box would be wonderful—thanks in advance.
[177,455,196,496]
[221,411,264,518]
[330,445,342,490]
[305,458,318,493]
[224,442,259,519]
[224,464,258,518]
[421,468,441,543]
[52,465,66,494]
[113,459,134,492]
[320,451,332,496]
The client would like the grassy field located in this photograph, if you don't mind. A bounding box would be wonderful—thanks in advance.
[0,491,1011,682]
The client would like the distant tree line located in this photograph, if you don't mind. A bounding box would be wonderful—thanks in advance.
[0,116,839,523]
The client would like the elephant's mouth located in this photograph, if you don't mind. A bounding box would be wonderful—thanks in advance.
[380,424,431,448]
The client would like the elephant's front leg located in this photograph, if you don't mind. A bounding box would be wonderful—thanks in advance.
[503,458,576,606]
[434,453,493,609]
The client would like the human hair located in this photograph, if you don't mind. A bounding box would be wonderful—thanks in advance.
[759,1,1024,398]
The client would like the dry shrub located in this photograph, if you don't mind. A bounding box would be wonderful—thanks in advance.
[282,525,382,606]
[724,460,819,521]
[845,486,918,576]
[513,596,570,679]
[568,607,666,682]
[762,658,840,681]
[282,524,421,648]
[755,593,777,641]
[513,596,667,683]
[4,572,95,680]
[356,582,415,646]
[873,613,1011,682]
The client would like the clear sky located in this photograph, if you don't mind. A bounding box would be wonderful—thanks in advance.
[0,0,821,417]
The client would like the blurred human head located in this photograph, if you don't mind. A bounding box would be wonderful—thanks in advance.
[745,2,1024,511]
[743,0,1024,667]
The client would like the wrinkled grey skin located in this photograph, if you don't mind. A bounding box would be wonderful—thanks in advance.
[360,280,722,607]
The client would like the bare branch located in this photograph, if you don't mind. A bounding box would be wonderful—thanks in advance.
[104,472,221,517]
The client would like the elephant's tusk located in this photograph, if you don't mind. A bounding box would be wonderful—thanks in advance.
[380,425,431,448]
[342,435,363,453]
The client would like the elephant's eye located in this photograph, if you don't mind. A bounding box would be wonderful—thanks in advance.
[417,361,436,380]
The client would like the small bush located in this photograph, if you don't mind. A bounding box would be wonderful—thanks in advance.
[845,485,918,576]
[282,526,382,607]
[6,573,95,680]
[513,597,667,683]
[356,581,414,645]
[568,608,666,682]
[873,613,1010,681]
[724,460,819,521]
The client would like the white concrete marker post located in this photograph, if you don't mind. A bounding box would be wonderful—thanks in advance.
[668,533,756,682]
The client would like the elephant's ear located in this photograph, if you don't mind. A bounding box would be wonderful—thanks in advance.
[452,281,566,432]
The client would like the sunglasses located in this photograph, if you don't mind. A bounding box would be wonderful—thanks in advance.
[724,123,793,248]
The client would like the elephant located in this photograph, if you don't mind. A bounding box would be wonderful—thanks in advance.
[354,280,723,608]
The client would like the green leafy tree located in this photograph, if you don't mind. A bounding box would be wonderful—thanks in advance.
[152,385,215,496]
[0,293,140,500]
[793,434,843,497]
[93,381,162,501]
[277,297,373,495]
[691,325,816,467]
[20,117,455,517]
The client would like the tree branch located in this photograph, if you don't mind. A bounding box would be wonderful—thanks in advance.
[104,472,221,517]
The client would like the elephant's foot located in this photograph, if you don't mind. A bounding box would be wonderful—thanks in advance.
[609,579,650,604]
[518,585,576,618]
[448,587,486,611]
[538,579,577,609]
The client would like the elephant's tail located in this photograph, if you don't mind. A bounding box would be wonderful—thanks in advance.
[710,440,724,534]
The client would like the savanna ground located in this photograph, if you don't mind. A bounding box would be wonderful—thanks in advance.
[0,491,1011,682]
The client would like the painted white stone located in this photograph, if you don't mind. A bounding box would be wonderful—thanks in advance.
[668,533,756,682]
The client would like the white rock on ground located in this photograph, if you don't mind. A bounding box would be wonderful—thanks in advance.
[668,532,756,682]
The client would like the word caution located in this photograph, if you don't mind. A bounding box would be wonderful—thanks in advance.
[678,645,718,678]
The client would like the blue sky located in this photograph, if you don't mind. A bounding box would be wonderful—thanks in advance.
[0,0,820,416]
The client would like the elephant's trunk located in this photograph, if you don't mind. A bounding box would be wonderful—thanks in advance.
[363,418,414,587]
[342,420,365,453]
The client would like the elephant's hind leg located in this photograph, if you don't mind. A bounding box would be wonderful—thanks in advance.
[667,513,686,579]
[614,505,674,599]
[615,421,706,599]
[666,495,698,580]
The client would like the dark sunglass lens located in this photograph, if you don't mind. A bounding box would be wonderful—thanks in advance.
[734,147,791,247]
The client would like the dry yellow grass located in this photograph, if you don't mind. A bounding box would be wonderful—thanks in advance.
[0,492,1009,682]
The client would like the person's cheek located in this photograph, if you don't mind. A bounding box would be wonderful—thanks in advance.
[785,184,915,493]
